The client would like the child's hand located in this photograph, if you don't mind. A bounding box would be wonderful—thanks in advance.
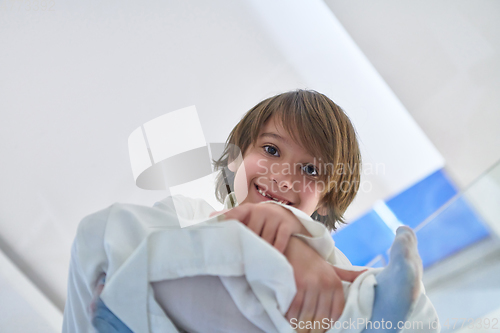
[284,237,367,333]
[213,202,312,253]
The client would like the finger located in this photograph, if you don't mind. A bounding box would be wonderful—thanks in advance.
[298,289,319,333]
[311,289,333,333]
[260,219,279,246]
[330,287,345,322]
[274,222,292,254]
[333,267,367,282]
[286,289,305,322]
[209,209,230,218]
[222,205,252,225]
[247,214,265,236]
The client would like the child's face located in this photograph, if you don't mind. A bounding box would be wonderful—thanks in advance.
[229,115,328,217]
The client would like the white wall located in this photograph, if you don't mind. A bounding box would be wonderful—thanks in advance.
[0,249,60,332]
[0,0,307,312]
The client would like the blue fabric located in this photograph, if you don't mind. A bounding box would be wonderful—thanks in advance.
[92,298,133,333]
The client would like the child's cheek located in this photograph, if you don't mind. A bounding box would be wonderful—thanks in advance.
[255,155,270,176]
[301,177,321,193]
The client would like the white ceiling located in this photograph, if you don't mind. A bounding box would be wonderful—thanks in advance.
[326,0,500,188]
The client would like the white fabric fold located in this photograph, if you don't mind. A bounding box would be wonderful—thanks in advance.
[62,194,439,333]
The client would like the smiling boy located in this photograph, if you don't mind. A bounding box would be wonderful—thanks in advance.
[208,90,439,332]
[232,114,330,217]
[65,90,439,333]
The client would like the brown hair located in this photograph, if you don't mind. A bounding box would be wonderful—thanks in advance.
[212,89,361,231]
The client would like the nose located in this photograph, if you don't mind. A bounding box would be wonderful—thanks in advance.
[265,161,296,192]
[271,172,293,191]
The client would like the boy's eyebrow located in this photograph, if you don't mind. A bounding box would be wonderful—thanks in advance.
[259,132,291,146]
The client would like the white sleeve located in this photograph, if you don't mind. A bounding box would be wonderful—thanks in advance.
[153,194,216,220]
[258,200,348,266]
[62,242,94,333]
[155,195,350,266]
[62,206,111,333]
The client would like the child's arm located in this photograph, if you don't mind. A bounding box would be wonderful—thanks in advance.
[215,200,339,265]
[283,236,365,332]
[217,202,315,254]
[219,201,368,332]
[218,203,366,331]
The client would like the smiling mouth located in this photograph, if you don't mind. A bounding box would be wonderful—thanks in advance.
[254,184,293,205]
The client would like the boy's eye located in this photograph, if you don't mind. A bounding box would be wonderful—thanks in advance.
[302,164,319,177]
[263,145,279,157]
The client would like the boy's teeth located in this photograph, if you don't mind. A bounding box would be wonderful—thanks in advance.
[257,186,289,205]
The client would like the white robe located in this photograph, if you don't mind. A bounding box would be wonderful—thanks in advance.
[62,193,440,332]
